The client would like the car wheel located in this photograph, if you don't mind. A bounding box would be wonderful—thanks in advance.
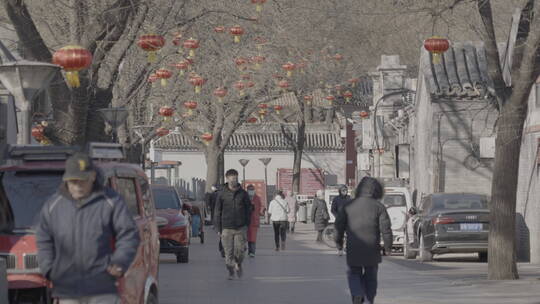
[403,230,417,260]
[419,233,433,262]
[146,292,158,304]
[176,248,189,263]
[479,252,488,262]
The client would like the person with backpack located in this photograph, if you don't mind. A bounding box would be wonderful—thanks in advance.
[268,190,290,251]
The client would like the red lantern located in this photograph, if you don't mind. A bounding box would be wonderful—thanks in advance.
[171,61,189,76]
[234,81,246,96]
[158,106,174,121]
[303,95,313,105]
[213,87,228,101]
[343,91,353,102]
[183,101,198,116]
[282,62,296,78]
[247,117,258,123]
[155,68,172,87]
[235,57,248,70]
[201,132,213,145]
[424,36,450,64]
[172,32,183,53]
[278,80,290,92]
[359,111,369,118]
[214,26,226,33]
[189,75,205,94]
[273,105,283,114]
[251,0,267,12]
[230,26,245,43]
[156,127,170,137]
[137,35,165,63]
[148,73,158,86]
[333,54,344,61]
[246,81,255,88]
[258,103,268,110]
[251,55,266,69]
[52,45,93,88]
[183,38,200,58]
[325,95,335,105]
[348,78,360,87]
[31,125,45,141]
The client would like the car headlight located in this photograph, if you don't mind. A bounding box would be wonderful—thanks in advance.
[170,218,187,228]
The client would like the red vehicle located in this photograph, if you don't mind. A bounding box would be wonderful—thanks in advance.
[0,144,160,304]
[151,185,190,263]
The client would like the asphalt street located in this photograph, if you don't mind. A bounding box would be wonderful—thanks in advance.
[158,223,540,304]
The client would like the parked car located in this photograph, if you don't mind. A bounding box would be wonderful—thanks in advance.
[0,144,160,304]
[381,187,412,252]
[151,185,191,263]
[403,193,489,262]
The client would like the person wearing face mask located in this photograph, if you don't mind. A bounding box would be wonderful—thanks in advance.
[246,184,265,257]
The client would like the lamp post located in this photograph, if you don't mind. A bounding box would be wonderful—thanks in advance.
[259,157,272,224]
[0,60,59,144]
[238,159,249,186]
[98,107,129,143]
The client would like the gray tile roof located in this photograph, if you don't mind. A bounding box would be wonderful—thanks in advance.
[153,123,344,152]
[421,41,493,99]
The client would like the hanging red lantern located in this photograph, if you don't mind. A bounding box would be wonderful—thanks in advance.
[278,80,290,92]
[424,36,450,64]
[251,0,267,12]
[348,78,360,87]
[235,57,249,70]
[171,61,189,76]
[155,69,172,87]
[183,38,200,58]
[172,32,183,54]
[214,26,226,33]
[52,45,93,88]
[148,73,159,87]
[234,81,246,96]
[251,55,266,69]
[343,91,353,103]
[303,95,313,105]
[325,95,335,105]
[273,105,283,114]
[333,54,344,61]
[201,132,213,145]
[213,87,228,101]
[359,111,369,118]
[158,106,174,121]
[230,26,245,43]
[258,103,268,110]
[137,34,165,63]
[247,117,258,123]
[246,81,255,88]
[156,127,170,137]
[282,62,296,78]
[189,75,206,94]
[183,101,198,116]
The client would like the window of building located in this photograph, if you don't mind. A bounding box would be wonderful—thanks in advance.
[115,178,140,216]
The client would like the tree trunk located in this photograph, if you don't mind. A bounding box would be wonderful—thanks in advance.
[292,119,306,194]
[205,147,221,192]
[488,100,527,280]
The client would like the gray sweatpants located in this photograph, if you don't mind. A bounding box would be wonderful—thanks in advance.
[221,226,247,268]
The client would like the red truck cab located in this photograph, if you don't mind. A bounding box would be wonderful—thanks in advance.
[0,143,160,303]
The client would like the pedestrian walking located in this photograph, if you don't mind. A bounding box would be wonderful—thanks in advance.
[268,190,290,251]
[285,190,298,233]
[311,189,329,242]
[331,185,351,218]
[335,177,393,304]
[247,184,265,257]
[36,153,140,304]
[214,169,252,280]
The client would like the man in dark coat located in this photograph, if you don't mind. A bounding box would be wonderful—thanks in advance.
[335,177,392,304]
[311,189,329,242]
[331,184,351,218]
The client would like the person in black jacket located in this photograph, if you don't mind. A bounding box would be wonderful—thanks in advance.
[214,169,252,280]
[335,177,392,304]
[331,184,351,218]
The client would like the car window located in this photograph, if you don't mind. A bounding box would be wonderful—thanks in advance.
[1,171,63,229]
[382,194,407,208]
[420,197,431,214]
[432,196,488,211]
[116,178,140,216]
[152,188,181,210]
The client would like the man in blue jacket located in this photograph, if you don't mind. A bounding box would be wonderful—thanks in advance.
[36,153,140,303]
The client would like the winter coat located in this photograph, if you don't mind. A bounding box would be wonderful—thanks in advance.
[335,177,393,267]
[214,184,252,232]
[331,194,352,218]
[311,197,329,231]
[36,181,140,299]
[268,196,290,222]
[285,195,298,222]
[249,194,264,228]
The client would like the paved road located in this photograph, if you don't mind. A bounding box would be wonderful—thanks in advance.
[158,223,540,304]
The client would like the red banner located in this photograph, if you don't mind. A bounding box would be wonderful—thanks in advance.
[276,168,325,196]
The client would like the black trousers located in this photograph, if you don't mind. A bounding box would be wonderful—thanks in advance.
[272,221,288,247]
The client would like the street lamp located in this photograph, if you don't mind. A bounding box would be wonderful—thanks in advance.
[0,60,60,144]
[238,159,249,186]
[259,157,272,223]
[98,107,129,143]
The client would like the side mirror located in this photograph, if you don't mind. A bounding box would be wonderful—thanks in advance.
[408,207,418,215]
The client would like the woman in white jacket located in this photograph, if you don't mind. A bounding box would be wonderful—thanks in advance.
[268,190,290,251]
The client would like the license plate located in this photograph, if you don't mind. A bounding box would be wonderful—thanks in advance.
[460,223,483,231]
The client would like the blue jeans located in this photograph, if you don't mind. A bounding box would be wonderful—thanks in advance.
[347,265,378,304]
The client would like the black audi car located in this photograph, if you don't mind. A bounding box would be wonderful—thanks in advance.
[403,193,489,262]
